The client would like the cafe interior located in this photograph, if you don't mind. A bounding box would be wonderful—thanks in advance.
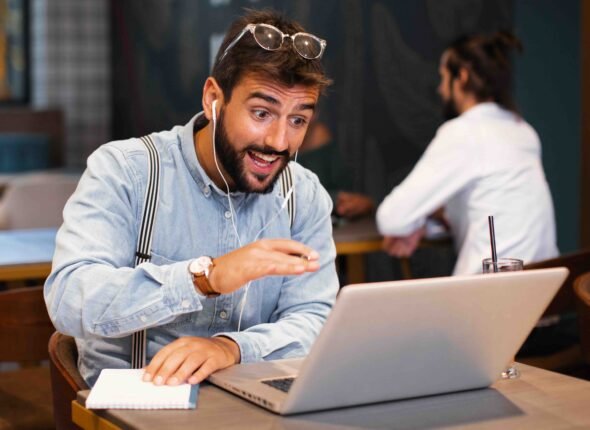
[1,0,590,429]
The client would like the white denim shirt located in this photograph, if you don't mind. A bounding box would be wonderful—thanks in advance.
[377,103,558,275]
[45,113,338,386]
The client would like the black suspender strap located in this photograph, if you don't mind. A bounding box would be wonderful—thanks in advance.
[135,135,161,266]
[279,165,295,228]
[131,135,161,369]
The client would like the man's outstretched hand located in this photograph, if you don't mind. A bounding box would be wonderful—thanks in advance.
[208,238,320,295]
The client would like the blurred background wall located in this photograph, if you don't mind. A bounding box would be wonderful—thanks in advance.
[31,0,110,167]
[513,0,580,256]
[27,0,583,255]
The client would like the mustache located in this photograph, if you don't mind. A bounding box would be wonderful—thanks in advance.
[244,145,290,158]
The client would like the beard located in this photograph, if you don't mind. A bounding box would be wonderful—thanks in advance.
[442,97,459,121]
[215,109,290,194]
[441,80,459,121]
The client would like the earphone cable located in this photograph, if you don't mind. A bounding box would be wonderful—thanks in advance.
[210,102,297,332]
[211,102,243,248]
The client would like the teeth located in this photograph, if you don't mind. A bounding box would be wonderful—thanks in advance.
[251,151,278,163]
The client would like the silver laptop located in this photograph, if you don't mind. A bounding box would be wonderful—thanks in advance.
[208,267,568,415]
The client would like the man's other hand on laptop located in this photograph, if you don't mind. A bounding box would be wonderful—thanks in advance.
[143,336,241,385]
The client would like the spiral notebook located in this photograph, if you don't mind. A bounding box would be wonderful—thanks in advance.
[86,369,199,410]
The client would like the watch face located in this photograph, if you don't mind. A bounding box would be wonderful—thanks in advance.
[191,256,213,275]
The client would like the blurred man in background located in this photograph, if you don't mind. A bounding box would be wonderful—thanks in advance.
[376,32,558,275]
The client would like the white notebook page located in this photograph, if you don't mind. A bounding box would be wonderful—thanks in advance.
[86,369,198,409]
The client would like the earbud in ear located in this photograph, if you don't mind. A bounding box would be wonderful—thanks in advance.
[212,99,218,123]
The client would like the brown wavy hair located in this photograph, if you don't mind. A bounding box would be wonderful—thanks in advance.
[211,9,332,102]
[444,31,523,113]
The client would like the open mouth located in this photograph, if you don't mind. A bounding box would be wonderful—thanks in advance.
[247,150,282,175]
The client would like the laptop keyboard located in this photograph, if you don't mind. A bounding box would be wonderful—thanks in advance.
[261,377,295,393]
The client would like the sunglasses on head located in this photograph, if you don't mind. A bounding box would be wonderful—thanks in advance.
[219,23,326,62]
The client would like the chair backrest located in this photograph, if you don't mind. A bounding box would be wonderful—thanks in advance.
[0,286,54,362]
[524,249,590,318]
[0,172,79,230]
[574,272,590,365]
[0,108,64,167]
[48,331,89,430]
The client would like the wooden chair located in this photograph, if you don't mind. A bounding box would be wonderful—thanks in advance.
[574,272,590,367]
[516,249,590,370]
[0,286,55,429]
[48,332,88,430]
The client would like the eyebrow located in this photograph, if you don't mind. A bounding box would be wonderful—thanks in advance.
[248,91,316,112]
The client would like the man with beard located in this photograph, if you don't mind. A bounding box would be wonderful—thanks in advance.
[376,32,558,275]
[45,9,338,387]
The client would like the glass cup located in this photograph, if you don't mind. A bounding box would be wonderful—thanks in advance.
[482,258,523,274]
[482,257,524,379]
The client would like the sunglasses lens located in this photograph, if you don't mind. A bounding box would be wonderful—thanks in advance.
[293,35,323,59]
[253,25,283,50]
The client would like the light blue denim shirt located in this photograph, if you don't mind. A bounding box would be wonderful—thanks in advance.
[44,113,338,386]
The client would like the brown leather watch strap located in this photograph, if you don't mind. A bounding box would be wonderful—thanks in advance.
[192,259,219,298]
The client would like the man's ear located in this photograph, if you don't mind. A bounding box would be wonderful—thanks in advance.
[202,77,224,121]
[458,67,470,90]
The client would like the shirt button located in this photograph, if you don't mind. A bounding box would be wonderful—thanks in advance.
[140,315,147,323]
[219,310,228,319]
[224,211,232,219]
[181,299,190,309]
[203,187,210,196]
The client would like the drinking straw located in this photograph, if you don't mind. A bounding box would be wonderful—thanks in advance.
[488,215,498,272]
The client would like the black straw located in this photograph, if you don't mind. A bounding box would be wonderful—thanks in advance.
[488,215,498,272]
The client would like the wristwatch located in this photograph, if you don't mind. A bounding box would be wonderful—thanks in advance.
[189,256,219,298]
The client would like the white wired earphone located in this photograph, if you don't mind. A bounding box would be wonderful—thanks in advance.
[211,99,296,331]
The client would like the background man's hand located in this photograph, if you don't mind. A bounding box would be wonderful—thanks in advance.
[335,192,375,219]
[382,226,426,258]
[209,239,320,295]
[143,336,240,385]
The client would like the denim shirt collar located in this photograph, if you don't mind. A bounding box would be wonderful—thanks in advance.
[180,111,284,204]
[180,112,249,202]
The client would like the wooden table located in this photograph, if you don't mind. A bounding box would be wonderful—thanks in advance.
[0,228,56,282]
[332,217,455,282]
[332,217,383,284]
[72,364,590,429]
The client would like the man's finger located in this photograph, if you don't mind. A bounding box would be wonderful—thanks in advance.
[270,260,320,275]
[151,348,191,385]
[382,237,395,253]
[263,251,319,268]
[143,341,181,382]
[168,352,208,385]
[259,239,319,261]
[188,358,219,385]
[246,251,320,277]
